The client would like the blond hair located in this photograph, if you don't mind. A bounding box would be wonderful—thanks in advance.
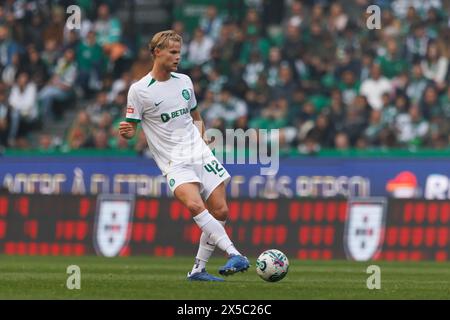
[149,30,182,57]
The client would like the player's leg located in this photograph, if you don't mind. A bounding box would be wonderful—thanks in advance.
[173,182,222,281]
[174,182,239,255]
[190,182,228,275]
[193,157,249,276]
[206,183,249,276]
[173,182,205,215]
[173,182,242,280]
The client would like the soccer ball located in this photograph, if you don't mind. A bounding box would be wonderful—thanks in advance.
[255,249,289,282]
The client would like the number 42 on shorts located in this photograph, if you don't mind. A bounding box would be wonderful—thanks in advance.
[204,160,225,177]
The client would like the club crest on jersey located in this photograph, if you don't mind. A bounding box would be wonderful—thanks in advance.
[182,89,190,100]
[127,106,134,114]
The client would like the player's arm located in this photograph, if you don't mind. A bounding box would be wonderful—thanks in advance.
[122,86,141,140]
[119,120,138,139]
[191,108,209,144]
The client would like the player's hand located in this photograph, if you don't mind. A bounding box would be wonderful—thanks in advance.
[119,121,136,139]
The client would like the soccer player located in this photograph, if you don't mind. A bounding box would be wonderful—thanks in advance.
[118,30,249,281]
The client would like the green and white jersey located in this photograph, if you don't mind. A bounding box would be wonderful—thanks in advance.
[126,72,212,175]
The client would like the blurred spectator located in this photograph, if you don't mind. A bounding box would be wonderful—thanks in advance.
[381,92,399,127]
[406,22,431,62]
[305,24,337,87]
[380,8,402,38]
[2,52,20,86]
[360,63,392,110]
[342,104,367,145]
[355,135,370,150]
[334,132,350,150]
[243,51,264,89]
[107,71,131,103]
[327,3,348,33]
[97,111,113,132]
[309,3,325,25]
[376,38,410,79]
[298,135,321,155]
[135,129,152,157]
[391,0,442,18]
[379,127,398,148]
[406,63,429,104]
[205,67,227,94]
[337,70,360,106]
[0,25,22,70]
[265,47,283,87]
[86,91,109,126]
[327,90,346,133]
[202,45,230,78]
[41,39,60,74]
[241,8,264,38]
[130,47,153,81]
[359,51,375,82]
[76,30,106,96]
[204,86,248,130]
[239,25,271,64]
[37,132,57,152]
[364,110,384,145]
[24,45,49,89]
[199,5,223,41]
[24,13,46,51]
[306,113,335,148]
[395,104,429,147]
[272,63,296,100]
[420,85,442,120]
[65,110,93,150]
[88,129,110,149]
[0,86,10,147]
[401,6,421,34]
[8,71,38,143]
[38,48,77,120]
[215,21,241,69]
[107,89,127,121]
[63,29,80,52]
[440,86,450,118]
[250,97,289,130]
[93,3,125,68]
[42,6,65,48]
[281,22,304,66]
[94,4,121,47]
[420,41,448,89]
[283,1,305,29]
[187,28,214,66]
[199,90,216,126]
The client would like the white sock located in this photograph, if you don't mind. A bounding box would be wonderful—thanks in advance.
[193,209,240,257]
[191,220,226,274]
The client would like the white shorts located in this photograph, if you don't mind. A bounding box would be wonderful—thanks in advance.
[166,155,231,200]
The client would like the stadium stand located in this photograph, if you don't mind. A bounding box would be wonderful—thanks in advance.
[0,0,449,154]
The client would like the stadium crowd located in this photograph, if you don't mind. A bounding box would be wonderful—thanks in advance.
[0,0,449,154]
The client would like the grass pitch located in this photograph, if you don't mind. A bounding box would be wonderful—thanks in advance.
[0,255,449,299]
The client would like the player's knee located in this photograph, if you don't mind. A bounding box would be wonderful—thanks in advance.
[185,200,205,215]
[212,205,229,221]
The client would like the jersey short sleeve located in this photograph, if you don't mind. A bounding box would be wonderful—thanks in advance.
[125,85,143,123]
[186,76,198,111]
